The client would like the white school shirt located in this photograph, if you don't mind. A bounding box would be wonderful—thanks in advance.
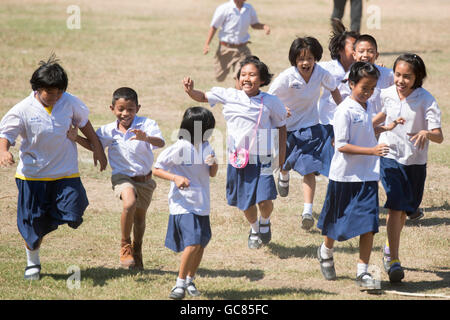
[0,91,89,180]
[317,59,347,125]
[378,86,441,165]
[339,65,394,118]
[329,97,380,182]
[96,116,164,177]
[205,88,287,156]
[268,65,337,131]
[211,0,259,44]
[154,139,214,216]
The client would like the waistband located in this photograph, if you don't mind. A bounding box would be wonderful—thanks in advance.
[220,41,248,48]
[130,171,152,183]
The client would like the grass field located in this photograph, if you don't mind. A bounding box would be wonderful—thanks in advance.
[0,0,449,301]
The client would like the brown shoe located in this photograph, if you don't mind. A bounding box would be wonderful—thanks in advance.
[132,241,143,270]
[119,243,135,269]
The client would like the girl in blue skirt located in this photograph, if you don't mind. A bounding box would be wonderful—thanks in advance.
[317,62,403,292]
[374,53,443,283]
[268,37,342,230]
[183,56,287,249]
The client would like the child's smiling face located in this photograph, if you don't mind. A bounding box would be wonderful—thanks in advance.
[36,87,63,107]
[353,41,378,64]
[110,98,140,130]
[394,60,416,98]
[349,76,378,106]
[239,63,263,97]
[296,49,316,80]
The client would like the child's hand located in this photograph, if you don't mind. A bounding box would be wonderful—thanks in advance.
[67,125,78,142]
[203,44,210,55]
[129,129,147,142]
[205,154,217,166]
[92,146,108,171]
[386,117,405,131]
[0,151,14,167]
[408,130,429,149]
[263,24,271,35]
[285,106,292,118]
[174,175,190,190]
[372,143,389,156]
[183,77,194,93]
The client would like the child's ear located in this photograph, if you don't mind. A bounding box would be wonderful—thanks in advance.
[375,52,379,60]
[349,80,355,90]
[110,105,115,111]
[136,104,141,113]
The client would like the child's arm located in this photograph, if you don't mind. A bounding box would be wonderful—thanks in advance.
[374,117,406,136]
[203,26,217,55]
[129,129,165,148]
[251,23,270,35]
[67,125,94,151]
[79,121,108,171]
[277,125,287,169]
[0,138,14,167]
[205,154,218,177]
[183,77,208,103]
[408,128,444,149]
[331,88,343,105]
[153,167,190,189]
[338,143,390,157]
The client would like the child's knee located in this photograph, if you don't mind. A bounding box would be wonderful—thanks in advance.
[121,188,137,211]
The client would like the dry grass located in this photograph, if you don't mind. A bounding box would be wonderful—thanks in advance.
[0,0,449,300]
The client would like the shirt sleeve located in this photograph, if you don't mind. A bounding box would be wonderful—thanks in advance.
[96,126,113,149]
[205,87,229,107]
[69,94,90,128]
[267,95,287,128]
[145,119,165,150]
[321,69,337,91]
[0,106,23,146]
[425,98,442,130]
[210,5,225,28]
[249,4,259,24]
[267,73,290,101]
[333,108,351,149]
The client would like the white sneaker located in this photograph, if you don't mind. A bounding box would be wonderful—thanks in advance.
[186,281,201,297]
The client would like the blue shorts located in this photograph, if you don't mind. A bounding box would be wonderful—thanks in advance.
[380,157,426,216]
[226,155,277,211]
[283,124,329,176]
[16,177,89,250]
[317,180,379,241]
[165,213,211,253]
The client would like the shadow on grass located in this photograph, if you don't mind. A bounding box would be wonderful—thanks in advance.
[267,243,383,259]
[203,287,336,299]
[378,202,450,227]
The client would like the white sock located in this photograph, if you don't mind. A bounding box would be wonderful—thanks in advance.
[250,221,259,235]
[259,217,270,233]
[279,172,289,186]
[176,277,186,289]
[25,247,40,276]
[303,203,313,215]
[186,275,194,285]
[320,243,334,267]
[357,263,369,279]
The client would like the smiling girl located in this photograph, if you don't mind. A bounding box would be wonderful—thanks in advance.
[268,37,342,230]
[183,55,287,249]
[373,53,443,283]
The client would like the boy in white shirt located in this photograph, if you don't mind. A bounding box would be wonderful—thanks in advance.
[204,0,270,82]
[0,55,107,280]
[73,87,165,270]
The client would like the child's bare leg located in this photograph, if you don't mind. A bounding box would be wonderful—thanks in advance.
[132,207,147,269]
[120,187,137,245]
[179,245,202,279]
[386,209,407,261]
[359,232,374,264]
[302,173,316,205]
[244,205,258,224]
[257,200,273,219]
[187,246,205,278]
[324,236,335,250]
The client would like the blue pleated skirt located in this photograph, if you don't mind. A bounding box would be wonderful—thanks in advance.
[380,157,426,216]
[317,180,379,241]
[16,177,89,250]
[318,124,334,177]
[283,123,329,176]
[165,213,211,253]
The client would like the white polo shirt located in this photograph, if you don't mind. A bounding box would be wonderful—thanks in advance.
[378,86,441,165]
[317,59,347,125]
[0,91,89,180]
[329,97,380,182]
[211,0,259,44]
[205,88,286,156]
[339,64,394,118]
[154,139,214,216]
[96,116,164,177]
[268,65,337,131]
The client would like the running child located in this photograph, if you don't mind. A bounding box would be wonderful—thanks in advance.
[374,53,443,283]
[0,55,107,280]
[268,36,342,230]
[316,62,404,292]
[72,87,165,270]
[153,107,218,299]
[183,55,287,249]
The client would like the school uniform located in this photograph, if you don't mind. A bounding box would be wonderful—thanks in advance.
[154,139,215,252]
[96,116,164,210]
[317,59,349,176]
[378,86,441,216]
[317,97,380,241]
[268,64,337,176]
[206,87,286,210]
[0,91,90,249]
[210,0,260,81]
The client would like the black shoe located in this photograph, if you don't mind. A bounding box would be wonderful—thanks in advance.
[259,222,272,245]
[355,272,381,293]
[277,175,289,197]
[408,208,424,221]
[317,247,336,280]
[248,230,262,249]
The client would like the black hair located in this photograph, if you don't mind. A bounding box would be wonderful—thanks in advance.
[289,37,323,65]
[393,53,427,89]
[329,18,359,61]
[348,61,380,85]
[236,55,273,87]
[30,54,68,91]
[112,87,139,106]
[354,34,378,51]
[179,106,216,145]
